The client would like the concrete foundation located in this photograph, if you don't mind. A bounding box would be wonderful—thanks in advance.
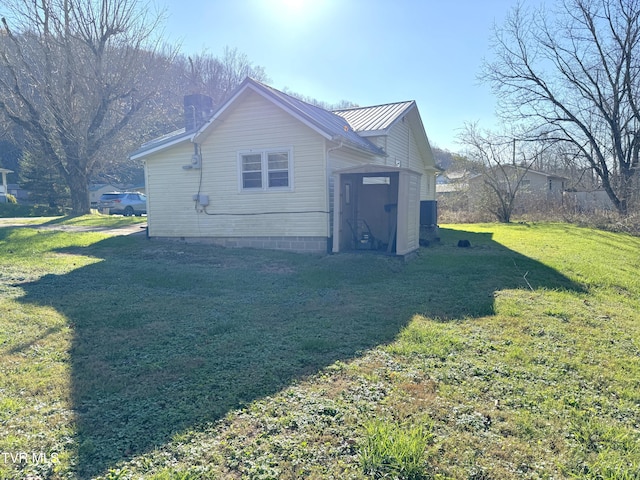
[154,235,329,254]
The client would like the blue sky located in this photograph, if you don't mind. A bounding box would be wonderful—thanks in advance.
[161,0,517,152]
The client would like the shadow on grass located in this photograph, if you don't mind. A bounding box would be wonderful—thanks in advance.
[16,227,584,478]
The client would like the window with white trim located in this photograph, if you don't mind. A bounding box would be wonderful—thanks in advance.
[239,149,292,191]
[241,153,263,189]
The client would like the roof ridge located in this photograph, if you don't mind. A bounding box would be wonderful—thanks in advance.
[332,100,415,113]
[250,77,335,115]
[250,78,413,118]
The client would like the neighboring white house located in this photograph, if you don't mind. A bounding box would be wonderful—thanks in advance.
[0,168,13,203]
[131,78,438,255]
[436,170,470,196]
[469,165,567,200]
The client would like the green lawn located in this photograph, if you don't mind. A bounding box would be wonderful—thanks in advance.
[0,219,638,479]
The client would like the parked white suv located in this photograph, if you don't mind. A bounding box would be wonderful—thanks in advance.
[98,192,147,216]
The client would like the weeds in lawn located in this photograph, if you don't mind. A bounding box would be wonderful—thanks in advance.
[359,418,433,479]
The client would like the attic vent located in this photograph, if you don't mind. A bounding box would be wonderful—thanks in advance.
[184,93,214,132]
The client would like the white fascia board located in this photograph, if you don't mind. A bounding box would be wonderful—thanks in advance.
[381,101,417,132]
[409,105,433,151]
[244,84,334,141]
[193,81,334,143]
[130,134,194,160]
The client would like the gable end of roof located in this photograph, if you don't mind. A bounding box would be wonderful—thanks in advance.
[193,78,385,156]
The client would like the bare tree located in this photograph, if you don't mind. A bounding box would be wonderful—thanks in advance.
[461,124,536,223]
[484,0,640,216]
[182,47,269,105]
[0,0,172,213]
[282,87,359,111]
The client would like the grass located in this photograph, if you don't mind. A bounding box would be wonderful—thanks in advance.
[0,219,639,479]
[359,419,433,479]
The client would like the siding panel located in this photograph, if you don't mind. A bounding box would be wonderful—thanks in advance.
[145,142,200,237]
[386,121,436,201]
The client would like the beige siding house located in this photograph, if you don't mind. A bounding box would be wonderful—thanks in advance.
[131,78,438,255]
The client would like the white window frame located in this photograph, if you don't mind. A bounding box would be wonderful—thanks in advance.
[237,148,294,192]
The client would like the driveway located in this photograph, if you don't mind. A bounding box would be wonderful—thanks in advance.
[0,218,147,236]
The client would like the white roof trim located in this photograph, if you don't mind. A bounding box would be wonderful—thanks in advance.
[387,101,418,131]
[192,83,251,142]
[130,133,194,160]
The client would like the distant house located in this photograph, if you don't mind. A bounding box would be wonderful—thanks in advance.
[0,168,13,203]
[90,184,122,206]
[131,78,438,255]
[436,170,470,195]
[469,165,568,201]
[7,184,29,202]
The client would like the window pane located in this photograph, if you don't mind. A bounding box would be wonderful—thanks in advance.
[363,176,390,185]
[267,152,288,188]
[243,171,262,189]
[268,152,288,170]
[242,154,262,172]
[269,171,289,188]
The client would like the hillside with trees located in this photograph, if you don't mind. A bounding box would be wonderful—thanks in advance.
[0,0,267,213]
